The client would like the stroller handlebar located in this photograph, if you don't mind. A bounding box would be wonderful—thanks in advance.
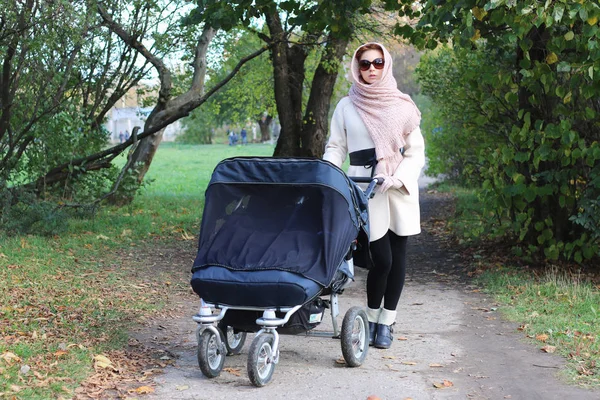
[349,176,383,199]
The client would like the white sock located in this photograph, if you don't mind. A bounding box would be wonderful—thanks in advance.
[378,308,397,326]
[366,307,381,323]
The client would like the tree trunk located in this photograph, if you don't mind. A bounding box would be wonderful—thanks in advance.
[257,115,272,141]
[300,34,350,157]
[265,11,307,157]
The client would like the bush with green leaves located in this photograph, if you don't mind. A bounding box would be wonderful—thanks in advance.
[403,0,600,263]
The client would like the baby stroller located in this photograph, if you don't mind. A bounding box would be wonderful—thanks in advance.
[190,157,378,387]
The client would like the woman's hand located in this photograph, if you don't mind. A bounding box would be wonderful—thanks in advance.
[374,174,403,193]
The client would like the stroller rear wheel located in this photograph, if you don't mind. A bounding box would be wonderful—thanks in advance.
[218,321,247,355]
[247,333,276,387]
[197,327,226,378]
[341,306,369,367]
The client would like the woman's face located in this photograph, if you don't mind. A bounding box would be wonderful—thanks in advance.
[358,49,384,85]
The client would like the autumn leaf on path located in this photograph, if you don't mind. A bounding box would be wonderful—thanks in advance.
[223,367,241,376]
[433,379,454,388]
[541,345,556,353]
[401,361,417,365]
[429,363,444,368]
[93,354,118,371]
[130,385,155,394]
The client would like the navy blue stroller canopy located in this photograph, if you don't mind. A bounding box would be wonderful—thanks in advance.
[192,157,369,291]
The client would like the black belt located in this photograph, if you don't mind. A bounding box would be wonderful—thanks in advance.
[349,148,377,177]
[349,147,405,178]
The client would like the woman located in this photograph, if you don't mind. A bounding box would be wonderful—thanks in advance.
[323,43,425,349]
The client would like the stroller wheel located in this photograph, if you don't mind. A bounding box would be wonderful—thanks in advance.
[247,333,276,387]
[218,321,247,355]
[197,327,226,378]
[341,306,369,367]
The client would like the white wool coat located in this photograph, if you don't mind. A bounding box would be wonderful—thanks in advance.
[323,97,425,241]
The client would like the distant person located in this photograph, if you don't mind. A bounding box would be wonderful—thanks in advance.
[118,131,125,143]
[240,128,248,145]
[323,42,424,349]
[125,130,130,140]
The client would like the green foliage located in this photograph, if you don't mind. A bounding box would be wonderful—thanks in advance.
[1,0,191,206]
[180,28,277,138]
[400,0,600,263]
[0,185,69,236]
[186,0,372,38]
[416,46,513,186]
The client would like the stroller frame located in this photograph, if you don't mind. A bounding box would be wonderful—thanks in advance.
[191,158,380,387]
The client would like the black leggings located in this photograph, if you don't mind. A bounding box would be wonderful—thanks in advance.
[366,231,408,311]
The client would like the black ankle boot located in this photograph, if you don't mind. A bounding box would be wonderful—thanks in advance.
[374,323,393,349]
[368,322,377,346]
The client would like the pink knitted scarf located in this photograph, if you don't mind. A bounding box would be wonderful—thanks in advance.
[348,43,421,176]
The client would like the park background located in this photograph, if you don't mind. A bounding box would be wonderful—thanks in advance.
[1,0,599,398]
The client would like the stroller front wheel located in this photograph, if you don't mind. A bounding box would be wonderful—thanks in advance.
[341,306,369,367]
[247,333,276,387]
[218,321,247,355]
[197,327,226,378]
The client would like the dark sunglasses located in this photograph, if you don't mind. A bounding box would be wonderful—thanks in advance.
[358,58,385,71]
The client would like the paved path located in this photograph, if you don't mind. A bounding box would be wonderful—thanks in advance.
[140,187,599,400]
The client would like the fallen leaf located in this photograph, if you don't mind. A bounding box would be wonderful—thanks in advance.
[433,379,454,388]
[93,354,117,371]
[96,234,110,240]
[223,367,241,376]
[131,386,154,394]
[385,364,401,371]
[0,352,21,364]
[541,345,556,353]
[176,385,190,391]
[10,384,23,392]
[367,396,382,400]
[54,350,69,358]
[335,358,346,364]
[382,355,396,359]
[181,231,195,240]
[429,363,444,368]
[401,361,417,365]
[536,333,549,342]
[397,336,408,341]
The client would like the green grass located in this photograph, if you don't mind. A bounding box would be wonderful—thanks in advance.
[477,267,600,387]
[436,184,600,387]
[0,143,274,399]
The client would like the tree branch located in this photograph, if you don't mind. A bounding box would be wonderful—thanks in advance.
[26,43,271,190]
[97,2,172,107]
[190,25,216,93]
